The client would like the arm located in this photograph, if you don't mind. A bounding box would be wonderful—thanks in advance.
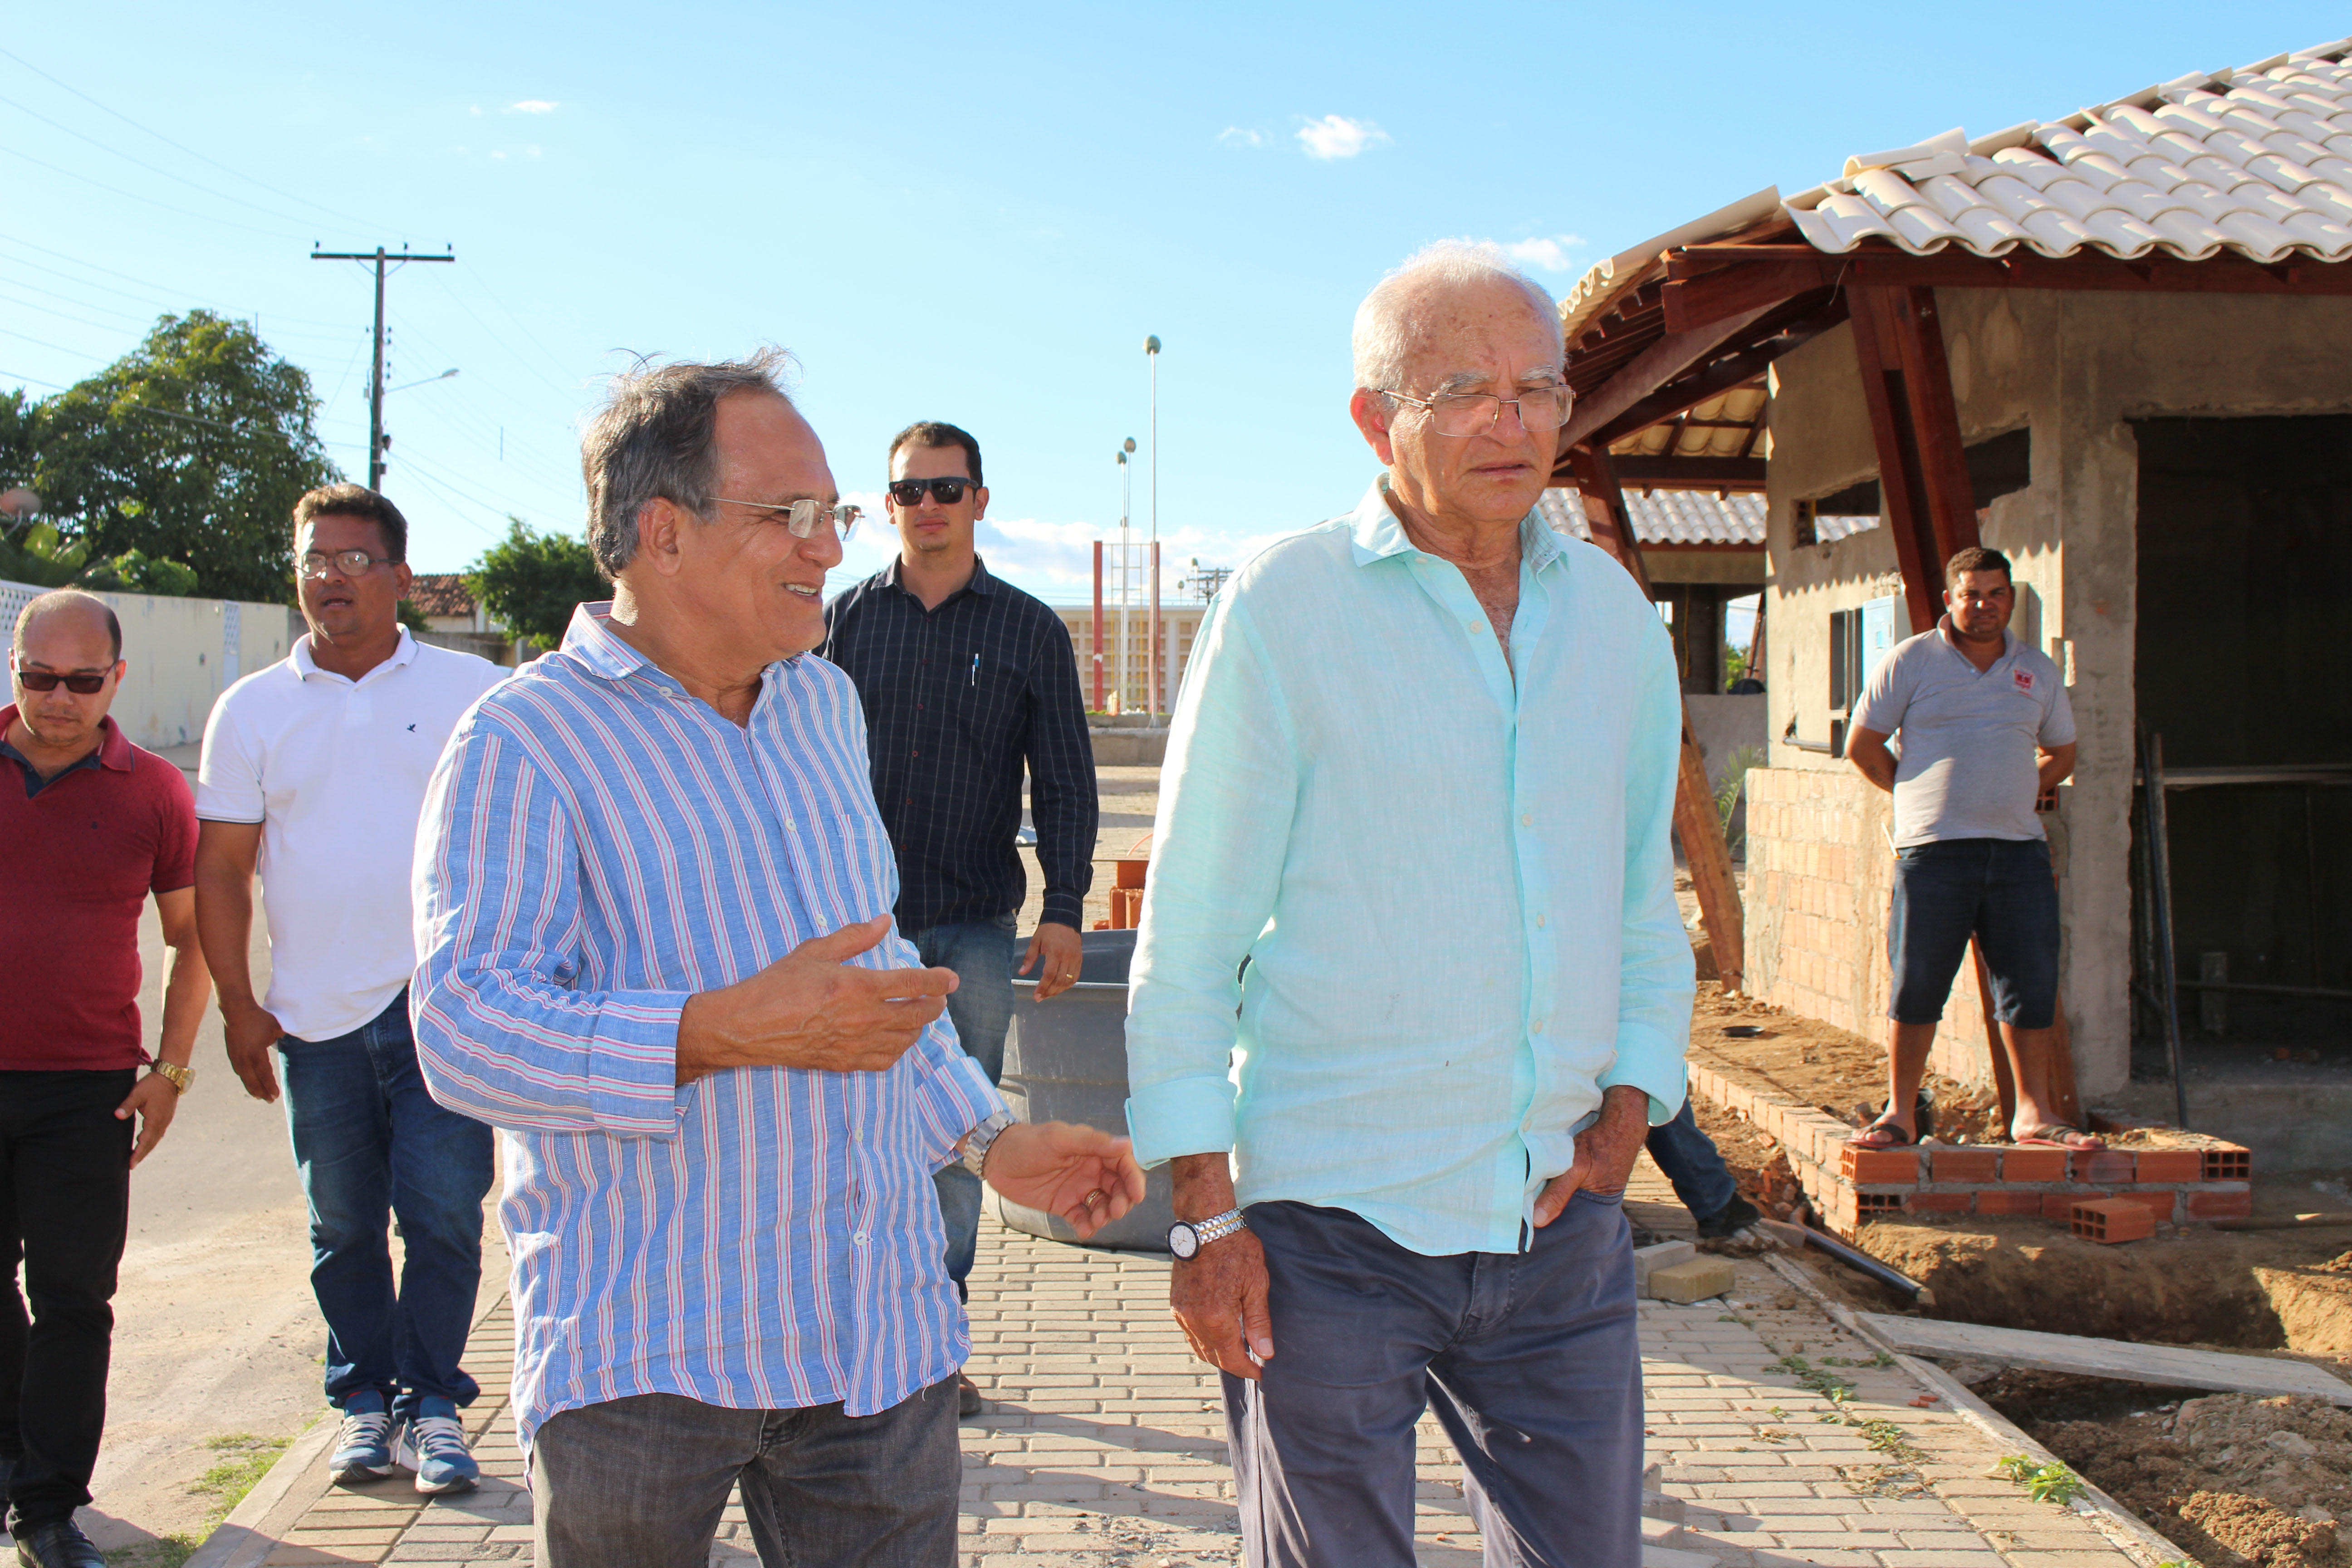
[1019,614,1099,1000]
[1125,594,1297,1381]
[2038,741,2077,792]
[1848,726,1897,793]
[115,885,214,1166]
[194,821,282,1101]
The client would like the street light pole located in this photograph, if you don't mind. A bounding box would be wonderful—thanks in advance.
[1144,335,1161,716]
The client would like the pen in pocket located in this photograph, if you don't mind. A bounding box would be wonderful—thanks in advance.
[970,653,979,687]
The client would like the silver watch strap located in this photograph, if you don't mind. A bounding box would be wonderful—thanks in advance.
[1191,1207,1247,1245]
[960,1109,1016,1177]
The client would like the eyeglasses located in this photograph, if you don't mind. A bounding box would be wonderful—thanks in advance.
[14,669,108,694]
[708,496,862,541]
[299,549,397,578]
[887,477,977,508]
[1382,384,1574,438]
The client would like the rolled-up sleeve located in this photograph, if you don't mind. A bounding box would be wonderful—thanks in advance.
[411,716,693,1137]
[1597,622,1695,1125]
[1123,596,1298,1167]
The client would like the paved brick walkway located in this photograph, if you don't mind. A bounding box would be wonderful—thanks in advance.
[235,1162,2142,1568]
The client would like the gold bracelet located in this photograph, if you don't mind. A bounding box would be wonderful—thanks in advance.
[149,1061,194,1095]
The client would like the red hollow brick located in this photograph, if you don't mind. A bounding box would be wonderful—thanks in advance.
[1929,1149,2000,1183]
[2186,1189,2254,1220]
[2001,1148,2071,1183]
[1974,1190,2045,1216]
[1906,1193,1973,1213]
[2109,1190,2180,1223]
[2203,1144,2253,1181]
[2043,1191,2106,1220]
[2076,1151,2139,1185]
[2132,1150,2204,1183]
[2072,1198,2155,1245]
[1840,1145,1920,1184]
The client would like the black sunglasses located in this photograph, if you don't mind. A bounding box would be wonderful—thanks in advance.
[15,669,108,694]
[887,477,976,507]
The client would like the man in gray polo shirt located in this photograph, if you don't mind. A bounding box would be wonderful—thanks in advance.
[1845,546,2095,1152]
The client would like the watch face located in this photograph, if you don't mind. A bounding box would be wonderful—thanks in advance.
[1168,1222,1200,1260]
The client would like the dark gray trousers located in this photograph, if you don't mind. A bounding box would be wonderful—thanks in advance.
[1224,1195,1642,1568]
[529,1379,960,1568]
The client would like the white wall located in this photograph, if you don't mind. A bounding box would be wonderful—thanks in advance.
[1,579,295,750]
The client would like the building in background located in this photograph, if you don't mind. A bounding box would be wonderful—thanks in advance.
[405,574,520,666]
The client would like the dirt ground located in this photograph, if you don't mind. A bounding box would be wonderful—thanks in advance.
[1986,1372,2352,1568]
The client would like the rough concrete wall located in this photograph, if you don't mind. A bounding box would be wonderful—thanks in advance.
[1743,765,1999,1091]
[1757,288,2352,1099]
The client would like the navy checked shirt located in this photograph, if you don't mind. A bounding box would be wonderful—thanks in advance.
[821,555,1097,931]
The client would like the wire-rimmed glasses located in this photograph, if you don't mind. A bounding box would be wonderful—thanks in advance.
[708,495,862,541]
[1381,384,1574,438]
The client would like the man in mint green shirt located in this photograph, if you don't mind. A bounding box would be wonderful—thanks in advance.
[1124,242,1692,1568]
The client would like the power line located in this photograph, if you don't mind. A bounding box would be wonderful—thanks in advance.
[311,245,455,491]
[0,44,387,235]
[0,143,311,242]
[0,235,359,329]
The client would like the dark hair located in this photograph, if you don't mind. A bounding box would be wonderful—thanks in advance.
[580,350,796,577]
[1945,545,2012,586]
[887,421,983,489]
[294,483,408,563]
[15,588,121,663]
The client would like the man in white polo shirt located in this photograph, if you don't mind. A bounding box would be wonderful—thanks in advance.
[193,485,507,1495]
[1845,545,2093,1155]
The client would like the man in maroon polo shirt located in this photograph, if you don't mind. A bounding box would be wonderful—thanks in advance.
[0,589,210,1568]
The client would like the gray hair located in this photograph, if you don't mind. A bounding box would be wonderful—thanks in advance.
[1351,240,1563,397]
[580,348,798,577]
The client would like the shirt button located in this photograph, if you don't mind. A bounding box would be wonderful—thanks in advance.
[1520,813,1533,827]
[853,1231,869,1245]
[1470,620,1486,634]
[1536,913,1547,928]
[1531,1019,1545,1034]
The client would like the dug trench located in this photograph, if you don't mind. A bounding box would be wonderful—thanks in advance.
[1685,979,2352,1565]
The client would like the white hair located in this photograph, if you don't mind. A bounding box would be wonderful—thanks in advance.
[1351,240,1563,396]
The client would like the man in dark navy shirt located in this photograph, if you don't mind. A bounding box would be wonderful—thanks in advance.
[821,421,1098,1409]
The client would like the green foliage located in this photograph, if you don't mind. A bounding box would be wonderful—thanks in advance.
[1992,1454,2085,1505]
[397,598,430,632]
[1713,743,1764,851]
[81,547,201,597]
[466,516,606,650]
[1724,643,1749,686]
[29,310,337,603]
[0,520,91,586]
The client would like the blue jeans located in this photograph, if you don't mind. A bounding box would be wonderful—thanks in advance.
[1888,837,2061,1028]
[1226,1197,1642,1567]
[904,914,1017,1297]
[1644,1099,1738,1222]
[279,989,495,1420]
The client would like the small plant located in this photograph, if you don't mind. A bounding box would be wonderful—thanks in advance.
[1991,1455,2084,1505]
[1713,744,1764,852]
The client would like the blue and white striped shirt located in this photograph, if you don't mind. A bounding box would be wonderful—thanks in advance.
[411,604,1002,1455]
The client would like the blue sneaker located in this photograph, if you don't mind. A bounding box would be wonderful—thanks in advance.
[401,1397,479,1495]
[330,1392,396,1484]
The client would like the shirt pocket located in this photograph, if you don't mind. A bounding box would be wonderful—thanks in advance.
[955,656,1028,744]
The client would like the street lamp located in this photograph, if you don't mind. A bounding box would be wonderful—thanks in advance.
[388,368,459,394]
[1142,336,1161,716]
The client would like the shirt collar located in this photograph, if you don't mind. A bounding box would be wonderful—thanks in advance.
[291,625,420,686]
[0,705,130,774]
[1936,615,2018,664]
[560,601,805,689]
[880,553,998,598]
[1347,475,1563,571]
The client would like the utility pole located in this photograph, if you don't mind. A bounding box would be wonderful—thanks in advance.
[310,244,454,491]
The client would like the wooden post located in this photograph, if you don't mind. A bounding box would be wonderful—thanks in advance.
[1564,444,1746,993]
[1844,286,1945,635]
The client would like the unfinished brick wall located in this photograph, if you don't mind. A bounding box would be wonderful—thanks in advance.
[1742,766,1997,1092]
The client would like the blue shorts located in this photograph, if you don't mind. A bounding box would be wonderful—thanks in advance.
[1887,837,2060,1029]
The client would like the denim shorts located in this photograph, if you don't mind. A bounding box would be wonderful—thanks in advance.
[1887,837,2060,1029]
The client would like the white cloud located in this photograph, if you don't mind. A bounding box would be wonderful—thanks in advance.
[1296,114,1390,160]
[1499,234,1589,274]
[1216,126,1266,149]
[507,99,559,114]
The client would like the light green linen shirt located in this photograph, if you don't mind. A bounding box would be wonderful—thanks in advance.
[1123,478,1694,1257]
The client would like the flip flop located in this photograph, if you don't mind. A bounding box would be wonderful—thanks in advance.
[2014,1123,2105,1151]
[1849,1115,1916,1150]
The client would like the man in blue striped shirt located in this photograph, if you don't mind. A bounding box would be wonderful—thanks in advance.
[412,352,1142,1568]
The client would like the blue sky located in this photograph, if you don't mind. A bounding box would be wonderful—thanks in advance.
[3,4,2342,604]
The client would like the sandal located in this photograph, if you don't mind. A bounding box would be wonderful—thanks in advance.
[1849,1115,1916,1150]
[2014,1122,2104,1152]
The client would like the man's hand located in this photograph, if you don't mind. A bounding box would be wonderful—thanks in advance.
[1534,1084,1651,1227]
[674,916,958,1085]
[1019,921,1085,1001]
[980,1120,1146,1239]
[116,1073,182,1167]
[222,999,285,1103]
[1167,1152,1273,1380]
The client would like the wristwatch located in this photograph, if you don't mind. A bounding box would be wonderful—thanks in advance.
[148,1061,194,1095]
[960,1109,1016,1177]
[1167,1208,1246,1259]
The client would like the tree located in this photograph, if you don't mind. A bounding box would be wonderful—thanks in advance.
[32,311,337,603]
[466,517,606,651]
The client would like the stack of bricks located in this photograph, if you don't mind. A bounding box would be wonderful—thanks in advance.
[1686,1052,2252,1241]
